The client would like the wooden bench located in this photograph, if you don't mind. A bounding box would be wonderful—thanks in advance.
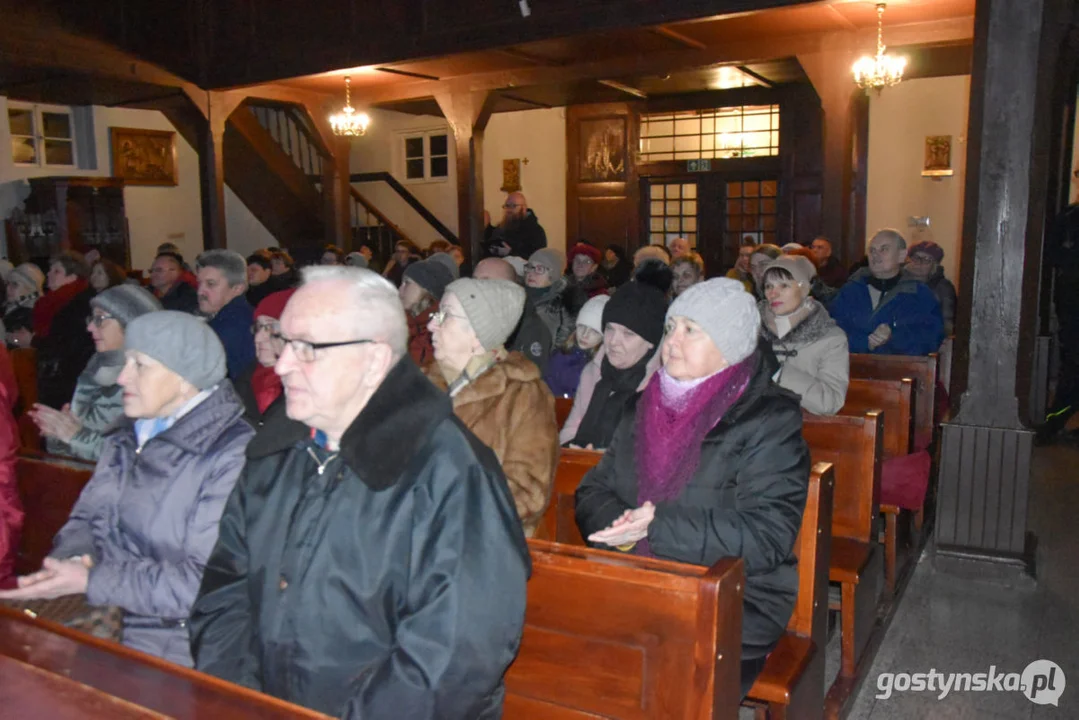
[801,412,883,680]
[745,463,833,720]
[10,347,41,451]
[506,540,744,719]
[838,377,914,595]
[555,396,574,431]
[849,354,937,448]
[14,453,95,575]
[534,447,602,543]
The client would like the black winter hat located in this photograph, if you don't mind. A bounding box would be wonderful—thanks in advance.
[403,257,455,300]
[602,281,668,346]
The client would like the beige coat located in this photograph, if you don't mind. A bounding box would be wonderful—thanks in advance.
[426,352,559,536]
[759,298,850,415]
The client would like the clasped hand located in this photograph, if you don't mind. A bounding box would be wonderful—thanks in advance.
[0,556,91,600]
[29,403,83,443]
[867,323,892,350]
[588,502,655,547]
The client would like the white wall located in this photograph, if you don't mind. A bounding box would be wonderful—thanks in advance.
[349,105,568,253]
[0,97,275,268]
[866,76,971,284]
[484,107,567,253]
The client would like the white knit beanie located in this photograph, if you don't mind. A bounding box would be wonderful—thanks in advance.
[445,278,526,351]
[667,278,759,366]
[575,294,609,335]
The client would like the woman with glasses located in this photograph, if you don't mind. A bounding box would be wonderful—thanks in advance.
[524,248,583,347]
[0,311,254,668]
[566,242,608,299]
[29,285,161,461]
[904,241,956,335]
[424,278,558,537]
[234,289,296,426]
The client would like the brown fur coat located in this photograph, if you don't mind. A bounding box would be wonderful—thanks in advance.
[425,352,558,536]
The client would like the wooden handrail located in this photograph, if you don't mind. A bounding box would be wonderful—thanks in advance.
[349,171,458,245]
[349,187,414,247]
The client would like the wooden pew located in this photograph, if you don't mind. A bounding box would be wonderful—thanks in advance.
[849,353,937,532]
[838,377,915,595]
[801,412,883,680]
[506,540,744,719]
[534,447,602,543]
[0,606,331,719]
[14,453,95,575]
[555,396,574,430]
[745,463,833,720]
[10,347,42,451]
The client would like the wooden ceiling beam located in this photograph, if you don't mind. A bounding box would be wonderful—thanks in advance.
[493,48,565,67]
[354,16,973,106]
[597,79,648,99]
[651,25,708,50]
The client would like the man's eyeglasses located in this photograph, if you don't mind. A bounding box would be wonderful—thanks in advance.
[86,313,115,328]
[503,202,522,210]
[270,332,375,363]
[524,263,549,274]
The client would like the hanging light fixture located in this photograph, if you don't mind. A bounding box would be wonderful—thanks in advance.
[329,76,370,137]
[852,3,906,93]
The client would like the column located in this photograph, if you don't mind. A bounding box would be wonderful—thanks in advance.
[198,91,229,250]
[436,88,495,264]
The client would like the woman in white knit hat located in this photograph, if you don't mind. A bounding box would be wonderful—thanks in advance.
[574,277,810,699]
[758,255,850,415]
[3,262,44,347]
[425,278,558,537]
[543,294,608,398]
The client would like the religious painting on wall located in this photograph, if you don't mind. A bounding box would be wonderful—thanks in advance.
[579,117,626,182]
[110,127,178,186]
[922,135,954,177]
[501,158,522,193]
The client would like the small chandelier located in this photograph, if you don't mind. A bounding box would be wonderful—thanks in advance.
[852,3,906,93]
[329,76,370,137]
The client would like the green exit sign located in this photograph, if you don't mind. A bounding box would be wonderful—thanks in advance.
[687,159,711,172]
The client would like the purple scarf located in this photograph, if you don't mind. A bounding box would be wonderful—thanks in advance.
[632,353,756,557]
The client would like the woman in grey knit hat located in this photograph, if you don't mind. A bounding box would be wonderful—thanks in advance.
[28,284,161,461]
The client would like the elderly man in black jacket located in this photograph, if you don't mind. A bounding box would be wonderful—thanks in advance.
[190,265,530,719]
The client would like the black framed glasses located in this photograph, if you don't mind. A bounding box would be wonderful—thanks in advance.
[250,321,278,336]
[270,332,375,363]
[524,263,549,274]
[86,313,115,328]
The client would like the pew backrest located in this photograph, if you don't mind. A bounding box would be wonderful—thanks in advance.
[790,463,834,649]
[555,397,574,431]
[536,448,602,544]
[9,348,36,415]
[840,377,915,460]
[507,540,744,719]
[850,353,937,445]
[801,412,882,544]
[15,454,95,575]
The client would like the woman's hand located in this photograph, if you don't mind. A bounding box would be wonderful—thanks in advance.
[0,556,91,600]
[29,403,83,443]
[588,502,655,547]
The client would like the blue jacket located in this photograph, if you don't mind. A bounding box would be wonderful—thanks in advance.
[828,269,944,356]
[209,295,255,379]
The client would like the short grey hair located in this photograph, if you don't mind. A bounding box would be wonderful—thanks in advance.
[869,228,907,251]
[300,265,408,360]
[196,249,248,288]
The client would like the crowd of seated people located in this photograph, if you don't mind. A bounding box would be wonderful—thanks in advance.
[0,218,958,717]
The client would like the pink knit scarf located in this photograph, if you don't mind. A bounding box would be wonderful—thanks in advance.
[635,353,756,506]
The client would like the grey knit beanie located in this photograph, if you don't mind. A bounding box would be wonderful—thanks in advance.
[91,284,162,328]
[125,311,226,390]
[426,251,460,280]
[404,258,455,301]
[345,252,368,269]
[667,278,759,366]
[528,248,566,275]
[445,278,525,351]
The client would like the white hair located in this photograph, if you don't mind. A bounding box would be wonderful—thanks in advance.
[869,228,907,251]
[300,265,408,360]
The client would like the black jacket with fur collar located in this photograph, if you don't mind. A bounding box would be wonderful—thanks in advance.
[190,358,530,719]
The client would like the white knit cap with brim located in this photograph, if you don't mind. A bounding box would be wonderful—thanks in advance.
[445,278,526,351]
[667,277,759,366]
[575,294,609,335]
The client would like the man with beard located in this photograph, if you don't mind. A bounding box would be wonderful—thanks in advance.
[483,192,547,259]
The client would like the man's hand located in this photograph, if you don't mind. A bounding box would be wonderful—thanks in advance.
[868,323,892,350]
[0,556,90,600]
[588,502,655,547]
[492,242,512,257]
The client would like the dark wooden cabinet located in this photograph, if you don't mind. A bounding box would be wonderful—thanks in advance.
[5,176,130,269]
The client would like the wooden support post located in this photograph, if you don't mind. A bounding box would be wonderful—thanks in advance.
[435,89,496,263]
[334,138,353,249]
[799,39,865,266]
[934,0,1073,581]
[198,91,230,250]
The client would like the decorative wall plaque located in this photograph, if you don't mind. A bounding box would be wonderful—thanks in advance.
[110,127,178,186]
[501,158,521,192]
[579,117,626,182]
[922,135,954,177]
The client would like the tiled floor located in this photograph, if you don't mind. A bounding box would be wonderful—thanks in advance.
[846,443,1079,719]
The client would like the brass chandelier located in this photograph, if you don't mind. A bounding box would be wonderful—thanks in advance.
[329,76,370,137]
[852,3,907,93]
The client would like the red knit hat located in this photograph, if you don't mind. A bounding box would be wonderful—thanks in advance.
[569,242,601,265]
[254,288,296,320]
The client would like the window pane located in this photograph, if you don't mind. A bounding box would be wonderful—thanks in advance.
[650,185,665,200]
[674,118,699,136]
[42,112,72,139]
[744,181,760,197]
[727,182,742,198]
[666,201,681,215]
[650,201,664,215]
[761,180,778,197]
[685,233,696,246]
[727,200,742,215]
[645,120,673,137]
[762,198,777,214]
[11,137,37,164]
[665,217,681,232]
[683,217,697,232]
[665,185,681,199]
[405,137,424,159]
[682,200,697,215]
[406,158,424,179]
[743,199,759,214]
[44,139,73,165]
[430,156,448,178]
[682,184,696,199]
[674,135,700,153]
[650,218,664,232]
[429,134,448,156]
[650,233,664,244]
[8,108,34,136]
